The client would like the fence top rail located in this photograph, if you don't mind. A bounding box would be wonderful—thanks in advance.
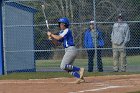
[4,0,41,2]
[5,47,140,52]
[4,21,140,28]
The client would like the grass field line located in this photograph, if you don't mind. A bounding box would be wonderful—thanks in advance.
[0,81,74,84]
[29,77,67,80]
[69,85,132,93]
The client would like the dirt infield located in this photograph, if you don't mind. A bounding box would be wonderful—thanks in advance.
[0,74,140,93]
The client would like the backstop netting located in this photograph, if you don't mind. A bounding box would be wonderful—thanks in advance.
[2,0,140,74]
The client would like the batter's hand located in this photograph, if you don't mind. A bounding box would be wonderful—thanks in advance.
[47,31,52,36]
[47,31,52,40]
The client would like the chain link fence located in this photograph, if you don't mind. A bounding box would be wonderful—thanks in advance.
[2,0,140,74]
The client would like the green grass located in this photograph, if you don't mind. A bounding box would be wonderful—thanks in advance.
[0,55,139,80]
[0,71,139,80]
[36,55,140,67]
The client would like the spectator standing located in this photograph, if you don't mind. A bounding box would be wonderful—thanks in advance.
[84,21,104,72]
[111,14,130,72]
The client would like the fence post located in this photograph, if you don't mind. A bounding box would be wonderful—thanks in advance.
[0,1,4,75]
[93,0,98,70]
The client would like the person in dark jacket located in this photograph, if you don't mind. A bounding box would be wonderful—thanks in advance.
[84,21,104,72]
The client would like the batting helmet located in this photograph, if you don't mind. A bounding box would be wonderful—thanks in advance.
[58,17,70,27]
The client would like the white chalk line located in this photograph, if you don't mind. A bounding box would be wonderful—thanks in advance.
[0,81,107,85]
[0,81,75,84]
[0,78,137,86]
[29,77,67,80]
[0,77,72,84]
[69,85,131,93]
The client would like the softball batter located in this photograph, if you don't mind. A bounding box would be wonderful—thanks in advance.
[47,17,85,84]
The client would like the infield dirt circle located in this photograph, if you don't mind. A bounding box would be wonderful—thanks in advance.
[0,74,140,93]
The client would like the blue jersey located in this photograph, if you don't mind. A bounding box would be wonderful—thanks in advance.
[58,28,75,48]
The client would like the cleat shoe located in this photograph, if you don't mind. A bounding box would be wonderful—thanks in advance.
[79,68,85,79]
[80,77,85,83]
[75,79,81,84]
[75,78,85,84]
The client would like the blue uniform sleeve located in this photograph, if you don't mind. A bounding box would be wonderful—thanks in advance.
[97,28,104,46]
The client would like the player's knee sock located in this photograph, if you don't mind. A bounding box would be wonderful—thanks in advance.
[65,64,80,72]
[69,71,80,78]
